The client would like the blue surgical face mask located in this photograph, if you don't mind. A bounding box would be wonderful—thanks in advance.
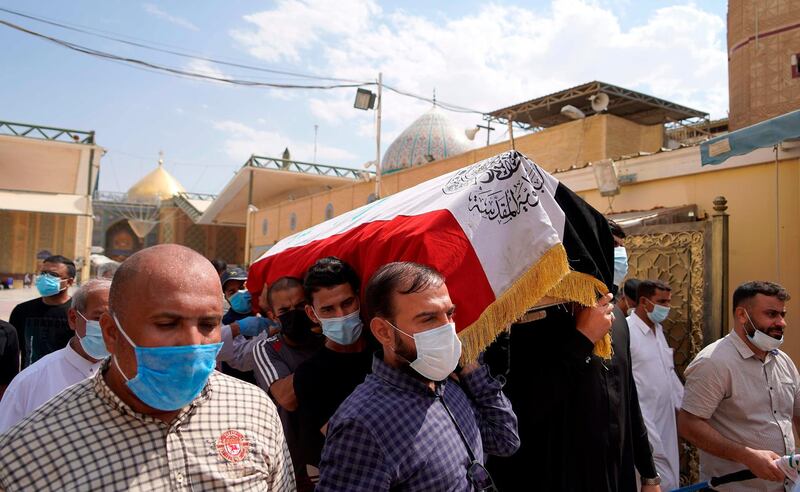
[111,313,223,411]
[613,247,628,286]
[76,311,110,359]
[646,299,670,324]
[36,274,64,297]
[314,308,362,345]
[228,290,252,314]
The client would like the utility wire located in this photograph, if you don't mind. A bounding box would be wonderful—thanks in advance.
[0,6,367,84]
[382,84,487,115]
[0,14,489,115]
[0,19,370,90]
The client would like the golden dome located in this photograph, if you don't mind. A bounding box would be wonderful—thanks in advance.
[126,155,185,202]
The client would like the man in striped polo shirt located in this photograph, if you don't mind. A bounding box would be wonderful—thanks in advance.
[253,276,325,491]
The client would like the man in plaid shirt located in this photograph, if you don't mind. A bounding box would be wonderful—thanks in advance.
[317,262,520,491]
[0,245,293,491]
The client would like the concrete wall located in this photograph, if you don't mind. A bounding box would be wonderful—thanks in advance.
[0,133,102,281]
[250,114,664,248]
[578,157,800,361]
[0,139,83,195]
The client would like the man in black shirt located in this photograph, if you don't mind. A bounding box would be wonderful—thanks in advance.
[0,319,19,400]
[9,255,75,368]
[292,257,373,467]
[485,222,660,491]
[253,276,325,491]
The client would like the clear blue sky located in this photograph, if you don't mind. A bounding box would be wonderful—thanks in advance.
[0,1,729,194]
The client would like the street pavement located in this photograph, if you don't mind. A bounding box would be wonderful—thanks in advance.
[0,287,78,321]
[0,287,39,321]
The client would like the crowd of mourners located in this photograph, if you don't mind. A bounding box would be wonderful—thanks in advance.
[0,220,794,492]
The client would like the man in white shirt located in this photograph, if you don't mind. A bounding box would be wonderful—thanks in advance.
[0,278,110,433]
[628,279,684,491]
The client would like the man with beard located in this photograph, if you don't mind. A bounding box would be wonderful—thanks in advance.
[253,276,325,491]
[317,262,520,491]
[679,281,796,491]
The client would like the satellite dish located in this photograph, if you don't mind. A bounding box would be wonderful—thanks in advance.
[560,105,586,120]
[465,127,480,140]
[589,93,609,113]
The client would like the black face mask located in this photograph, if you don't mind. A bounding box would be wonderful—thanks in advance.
[278,309,318,344]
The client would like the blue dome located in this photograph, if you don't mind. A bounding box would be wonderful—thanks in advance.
[382,106,472,174]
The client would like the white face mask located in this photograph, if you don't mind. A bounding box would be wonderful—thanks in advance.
[387,320,462,381]
[744,310,783,352]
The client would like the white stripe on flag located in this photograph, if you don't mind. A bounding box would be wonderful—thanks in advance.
[255,152,567,299]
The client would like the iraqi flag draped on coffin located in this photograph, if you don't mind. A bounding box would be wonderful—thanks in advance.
[248,150,616,362]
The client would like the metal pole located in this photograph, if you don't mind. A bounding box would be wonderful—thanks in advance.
[244,165,254,265]
[313,124,318,164]
[376,72,383,198]
[507,119,515,150]
[775,145,781,281]
[82,143,96,282]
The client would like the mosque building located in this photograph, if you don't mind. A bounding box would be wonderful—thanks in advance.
[1,0,797,484]
[95,150,373,267]
[1,0,797,323]
[205,0,800,371]
[381,105,473,174]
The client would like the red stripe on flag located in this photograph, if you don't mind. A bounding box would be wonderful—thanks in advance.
[248,210,496,334]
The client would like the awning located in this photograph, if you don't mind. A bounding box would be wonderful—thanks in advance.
[197,156,370,226]
[487,80,707,129]
[0,189,90,215]
[701,110,800,166]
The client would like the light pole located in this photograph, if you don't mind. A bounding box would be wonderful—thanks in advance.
[375,72,382,199]
[353,72,383,198]
[313,124,318,164]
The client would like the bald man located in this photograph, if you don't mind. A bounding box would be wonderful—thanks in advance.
[0,245,294,491]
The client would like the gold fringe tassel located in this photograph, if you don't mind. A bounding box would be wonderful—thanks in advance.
[459,243,612,364]
[548,271,613,359]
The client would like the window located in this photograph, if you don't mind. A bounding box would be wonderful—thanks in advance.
[793,53,800,79]
[289,212,297,231]
[261,219,268,236]
[325,203,334,220]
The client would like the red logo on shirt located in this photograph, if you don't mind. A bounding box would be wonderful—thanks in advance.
[216,429,250,463]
